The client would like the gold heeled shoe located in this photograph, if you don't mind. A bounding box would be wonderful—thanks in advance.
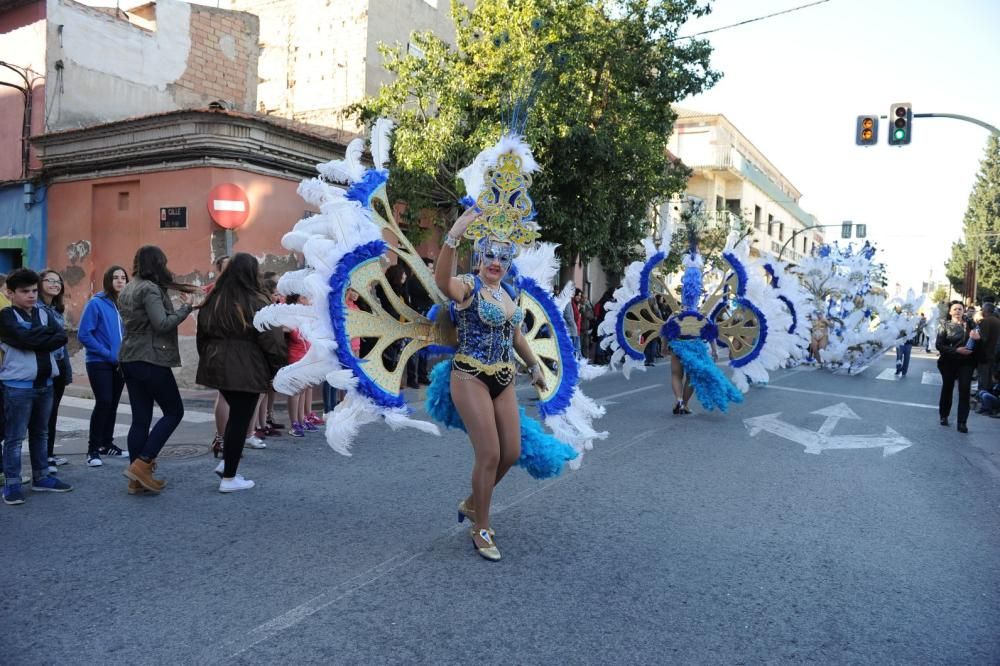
[458,500,495,536]
[471,528,501,562]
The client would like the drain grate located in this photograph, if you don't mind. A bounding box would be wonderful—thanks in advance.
[157,444,209,460]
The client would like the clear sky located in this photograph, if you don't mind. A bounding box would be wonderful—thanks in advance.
[678,0,1000,294]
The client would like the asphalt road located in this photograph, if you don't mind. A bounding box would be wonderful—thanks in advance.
[4,350,999,665]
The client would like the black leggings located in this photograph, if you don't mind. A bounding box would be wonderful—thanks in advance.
[220,389,261,478]
[452,360,513,400]
[938,360,974,424]
[47,374,67,459]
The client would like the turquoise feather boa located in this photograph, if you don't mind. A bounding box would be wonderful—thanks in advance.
[670,339,743,412]
[425,360,577,479]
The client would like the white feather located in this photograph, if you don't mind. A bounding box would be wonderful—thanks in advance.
[370,118,395,170]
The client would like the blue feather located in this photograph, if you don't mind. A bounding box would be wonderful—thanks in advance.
[670,338,743,412]
[778,295,797,334]
[681,266,702,308]
[515,274,579,418]
[327,239,406,409]
[425,360,577,478]
[345,169,389,206]
[722,251,749,297]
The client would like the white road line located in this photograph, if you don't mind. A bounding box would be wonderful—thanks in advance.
[876,368,899,381]
[56,415,130,437]
[922,371,942,386]
[215,423,667,662]
[596,383,663,403]
[760,384,936,410]
[60,395,215,424]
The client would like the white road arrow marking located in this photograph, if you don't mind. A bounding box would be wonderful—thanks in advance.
[812,402,861,436]
[743,403,913,457]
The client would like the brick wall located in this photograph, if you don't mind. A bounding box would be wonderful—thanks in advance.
[171,6,259,113]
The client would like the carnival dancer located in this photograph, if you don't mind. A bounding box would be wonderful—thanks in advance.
[599,204,798,412]
[433,209,552,561]
[254,123,604,561]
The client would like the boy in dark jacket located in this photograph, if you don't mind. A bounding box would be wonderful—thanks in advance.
[1,269,72,505]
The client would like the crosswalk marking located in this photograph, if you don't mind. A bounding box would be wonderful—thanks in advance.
[922,371,942,386]
[60,395,215,424]
[876,368,899,381]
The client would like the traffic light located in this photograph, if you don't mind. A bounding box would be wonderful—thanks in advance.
[855,115,878,146]
[888,102,912,145]
[841,221,852,239]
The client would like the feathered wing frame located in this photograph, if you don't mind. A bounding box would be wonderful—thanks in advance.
[792,241,920,374]
[255,123,605,462]
[598,224,797,399]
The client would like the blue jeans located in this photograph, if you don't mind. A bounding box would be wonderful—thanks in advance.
[86,362,125,454]
[895,343,912,375]
[121,362,184,462]
[2,385,54,486]
[321,381,338,414]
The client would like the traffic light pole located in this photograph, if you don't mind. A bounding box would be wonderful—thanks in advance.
[777,223,845,262]
[907,113,1000,136]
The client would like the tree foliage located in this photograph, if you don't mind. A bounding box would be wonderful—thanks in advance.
[351,0,720,276]
[946,134,1000,302]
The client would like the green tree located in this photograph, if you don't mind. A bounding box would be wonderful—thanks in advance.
[946,134,1000,302]
[351,0,719,276]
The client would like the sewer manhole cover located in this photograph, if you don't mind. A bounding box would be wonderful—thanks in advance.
[157,444,208,460]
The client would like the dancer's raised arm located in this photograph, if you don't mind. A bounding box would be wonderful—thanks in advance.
[435,208,480,302]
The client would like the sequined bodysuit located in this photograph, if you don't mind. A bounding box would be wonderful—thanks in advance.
[452,275,525,399]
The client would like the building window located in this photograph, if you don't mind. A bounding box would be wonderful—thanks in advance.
[715,195,723,212]
[767,214,774,237]
[802,236,807,252]
[118,192,130,211]
[754,205,762,230]
[778,222,785,242]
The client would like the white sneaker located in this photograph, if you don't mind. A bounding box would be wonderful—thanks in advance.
[86,454,103,467]
[218,475,255,493]
[214,460,225,478]
[244,436,267,449]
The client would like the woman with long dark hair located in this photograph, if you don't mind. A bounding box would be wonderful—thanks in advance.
[118,246,201,493]
[196,253,286,491]
[936,300,980,434]
[77,265,129,468]
[38,269,72,473]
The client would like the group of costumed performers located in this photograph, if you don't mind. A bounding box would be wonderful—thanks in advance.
[253,121,606,562]
[597,199,807,415]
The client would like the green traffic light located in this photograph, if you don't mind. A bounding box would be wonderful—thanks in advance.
[894,128,906,140]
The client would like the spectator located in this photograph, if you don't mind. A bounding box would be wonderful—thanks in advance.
[0,273,7,486]
[592,287,614,364]
[975,380,1000,417]
[38,269,72,473]
[118,245,201,493]
[561,285,580,359]
[579,290,595,360]
[207,256,233,457]
[77,265,129,467]
[975,302,999,393]
[936,300,978,434]
[197,253,286,492]
[1,269,72,505]
[283,293,316,438]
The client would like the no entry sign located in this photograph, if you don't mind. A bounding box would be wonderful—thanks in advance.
[208,183,250,229]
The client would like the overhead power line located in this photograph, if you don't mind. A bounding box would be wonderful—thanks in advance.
[674,0,832,41]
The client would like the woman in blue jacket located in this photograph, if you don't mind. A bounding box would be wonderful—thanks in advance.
[77,266,128,467]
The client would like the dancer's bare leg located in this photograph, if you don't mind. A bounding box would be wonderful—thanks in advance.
[451,374,500,548]
[492,384,521,487]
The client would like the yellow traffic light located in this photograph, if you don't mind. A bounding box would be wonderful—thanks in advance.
[855,115,878,146]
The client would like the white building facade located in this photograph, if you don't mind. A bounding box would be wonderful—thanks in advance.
[666,108,824,262]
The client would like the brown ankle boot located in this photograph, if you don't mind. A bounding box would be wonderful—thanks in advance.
[149,460,167,489]
[127,479,155,494]
[125,459,162,492]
